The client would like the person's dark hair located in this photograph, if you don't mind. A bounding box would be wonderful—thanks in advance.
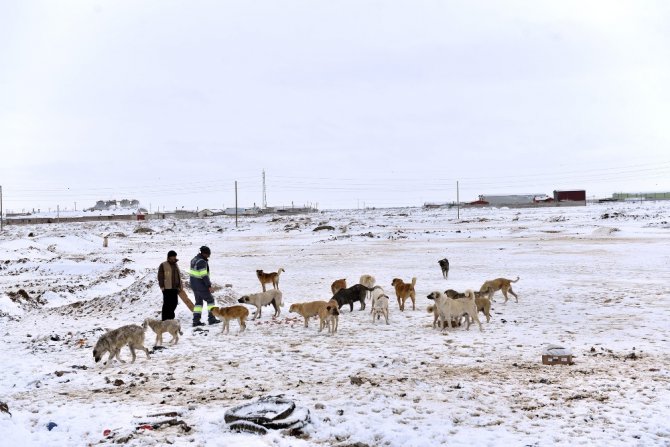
[167,250,177,258]
[200,246,211,255]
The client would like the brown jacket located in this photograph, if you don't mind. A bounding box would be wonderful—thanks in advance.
[158,260,182,291]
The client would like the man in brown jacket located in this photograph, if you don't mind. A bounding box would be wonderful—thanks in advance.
[158,250,182,320]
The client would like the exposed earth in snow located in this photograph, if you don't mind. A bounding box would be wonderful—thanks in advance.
[1,202,669,446]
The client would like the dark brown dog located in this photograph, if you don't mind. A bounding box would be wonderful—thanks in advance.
[391,277,417,311]
[256,267,285,292]
[438,258,449,279]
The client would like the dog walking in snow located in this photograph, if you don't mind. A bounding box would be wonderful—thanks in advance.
[92,324,150,368]
[142,318,182,346]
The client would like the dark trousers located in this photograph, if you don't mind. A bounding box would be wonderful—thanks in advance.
[161,289,179,320]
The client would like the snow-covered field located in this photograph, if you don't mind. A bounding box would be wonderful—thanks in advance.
[1,202,669,447]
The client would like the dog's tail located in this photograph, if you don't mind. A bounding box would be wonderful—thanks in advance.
[277,267,285,276]
[276,290,284,307]
[511,276,520,283]
[411,277,417,287]
[464,289,475,300]
[427,305,435,313]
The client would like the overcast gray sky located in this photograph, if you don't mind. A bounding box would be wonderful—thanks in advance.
[1,1,669,212]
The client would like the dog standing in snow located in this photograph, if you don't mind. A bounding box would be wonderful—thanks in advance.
[142,318,182,346]
[93,324,150,368]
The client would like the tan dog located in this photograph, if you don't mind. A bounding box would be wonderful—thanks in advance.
[318,300,340,334]
[427,290,483,332]
[359,274,376,288]
[238,289,283,320]
[480,276,520,303]
[445,289,491,323]
[256,267,285,292]
[391,277,417,311]
[331,278,347,295]
[142,318,182,346]
[427,305,461,329]
[289,300,329,328]
[210,306,249,334]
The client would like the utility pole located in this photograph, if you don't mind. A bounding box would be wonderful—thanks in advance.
[456,181,460,220]
[262,169,267,209]
[235,181,238,228]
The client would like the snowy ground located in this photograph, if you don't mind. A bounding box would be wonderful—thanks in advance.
[1,202,669,446]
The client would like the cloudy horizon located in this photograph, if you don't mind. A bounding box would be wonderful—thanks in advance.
[2,1,669,212]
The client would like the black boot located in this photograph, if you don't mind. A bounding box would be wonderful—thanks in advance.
[193,313,205,327]
[208,314,221,325]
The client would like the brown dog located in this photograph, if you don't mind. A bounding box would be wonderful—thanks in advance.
[445,289,491,323]
[331,278,347,295]
[289,300,329,328]
[318,300,340,334]
[210,306,249,334]
[391,277,417,311]
[256,267,285,292]
[480,276,520,303]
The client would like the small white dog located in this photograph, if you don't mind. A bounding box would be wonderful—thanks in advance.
[371,294,390,325]
[142,318,182,346]
[426,289,483,332]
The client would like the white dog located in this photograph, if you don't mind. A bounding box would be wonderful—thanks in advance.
[371,294,390,325]
[426,289,483,332]
[238,289,283,320]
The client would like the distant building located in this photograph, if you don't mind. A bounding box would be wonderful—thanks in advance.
[612,192,670,201]
[554,190,586,203]
[478,194,545,206]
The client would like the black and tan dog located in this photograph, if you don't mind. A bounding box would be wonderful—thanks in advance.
[256,267,285,292]
[332,284,376,312]
[438,258,450,279]
[391,277,417,311]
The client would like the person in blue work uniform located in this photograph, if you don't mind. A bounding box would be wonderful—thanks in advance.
[189,245,221,327]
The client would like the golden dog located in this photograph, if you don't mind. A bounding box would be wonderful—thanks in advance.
[391,277,417,311]
[210,305,249,334]
[256,267,285,292]
[289,300,329,328]
[330,278,347,295]
[479,276,520,303]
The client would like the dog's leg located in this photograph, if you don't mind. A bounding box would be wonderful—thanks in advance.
[384,309,389,325]
[509,288,519,303]
[129,345,137,364]
[239,317,246,334]
[411,294,416,311]
[303,316,309,328]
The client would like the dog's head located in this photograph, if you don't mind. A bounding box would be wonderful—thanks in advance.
[326,305,339,316]
[141,318,150,330]
[426,291,441,301]
[438,258,449,267]
[238,296,249,304]
[256,270,264,277]
[92,339,107,363]
[391,278,402,287]
[289,303,300,313]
